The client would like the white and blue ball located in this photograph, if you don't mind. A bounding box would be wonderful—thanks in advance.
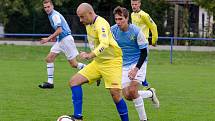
[57,115,73,121]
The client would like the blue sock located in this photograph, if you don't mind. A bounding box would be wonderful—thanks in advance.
[71,85,83,118]
[142,79,149,87]
[115,99,129,121]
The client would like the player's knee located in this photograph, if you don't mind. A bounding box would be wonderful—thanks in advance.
[125,89,137,100]
[128,89,136,96]
[122,88,133,101]
[69,76,77,87]
[124,94,133,101]
[70,76,80,87]
[110,90,121,102]
[69,74,87,87]
[69,79,73,86]
[112,94,121,102]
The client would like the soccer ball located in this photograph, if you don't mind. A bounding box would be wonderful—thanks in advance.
[57,115,73,121]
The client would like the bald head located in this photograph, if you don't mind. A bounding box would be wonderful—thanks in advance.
[77,3,94,14]
[76,3,96,25]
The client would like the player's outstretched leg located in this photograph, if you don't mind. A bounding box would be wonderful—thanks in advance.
[138,88,160,108]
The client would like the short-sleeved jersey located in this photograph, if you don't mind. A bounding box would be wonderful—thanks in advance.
[86,16,122,63]
[48,10,71,42]
[111,24,148,67]
[131,10,158,44]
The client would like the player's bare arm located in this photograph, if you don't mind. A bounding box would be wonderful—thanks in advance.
[40,27,62,44]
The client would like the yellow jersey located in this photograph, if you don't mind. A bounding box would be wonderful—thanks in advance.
[131,10,158,45]
[86,16,122,62]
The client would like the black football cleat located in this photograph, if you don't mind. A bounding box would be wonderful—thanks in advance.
[96,79,101,86]
[38,82,54,89]
[70,115,83,121]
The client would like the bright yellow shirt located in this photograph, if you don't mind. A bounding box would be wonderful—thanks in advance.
[131,10,158,45]
[86,16,122,62]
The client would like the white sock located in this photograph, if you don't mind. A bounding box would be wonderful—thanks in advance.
[138,90,153,99]
[77,63,86,70]
[47,63,54,84]
[133,96,147,120]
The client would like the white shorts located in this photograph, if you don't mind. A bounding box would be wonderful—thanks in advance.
[50,35,79,60]
[121,61,147,88]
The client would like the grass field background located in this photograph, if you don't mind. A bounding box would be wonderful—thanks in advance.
[0,45,215,121]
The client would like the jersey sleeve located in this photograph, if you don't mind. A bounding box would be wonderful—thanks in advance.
[137,30,148,49]
[92,24,110,56]
[141,13,158,45]
[51,14,61,28]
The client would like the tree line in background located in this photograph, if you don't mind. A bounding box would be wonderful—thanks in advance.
[0,0,214,37]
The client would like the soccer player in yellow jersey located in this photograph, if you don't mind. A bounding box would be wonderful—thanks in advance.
[131,0,158,88]
[68,3,129,121]
[131,0,158,47]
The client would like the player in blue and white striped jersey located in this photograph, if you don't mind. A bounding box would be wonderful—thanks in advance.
[39,0,85,89]
[111,6,159,121]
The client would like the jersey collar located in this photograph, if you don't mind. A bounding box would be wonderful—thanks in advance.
[92,15,98,24]
[48,9,54,16]
[135,9,141,13]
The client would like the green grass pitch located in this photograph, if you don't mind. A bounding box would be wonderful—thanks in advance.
[0,45,214,121]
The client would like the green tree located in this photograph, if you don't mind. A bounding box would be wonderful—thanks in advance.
[194,0,215,13]
[0,0,74,33]
[1,0,123,33]
[1,0,169,34]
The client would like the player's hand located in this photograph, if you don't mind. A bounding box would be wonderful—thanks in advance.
[50,37,56,42]
[152,42,157,47]
[80,51,95,60]
[128,67,139,80]
[40,38,49,44]
[152,39,157,47]
[80,51,90,60]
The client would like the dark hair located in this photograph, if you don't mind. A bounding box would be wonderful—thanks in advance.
[43,0,53,5]
[113,6,129,18]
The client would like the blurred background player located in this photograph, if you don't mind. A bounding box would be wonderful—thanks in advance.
[38,0,85,89]
[131,0,158,88]
[111,6,159,121]
[68,3,129,121]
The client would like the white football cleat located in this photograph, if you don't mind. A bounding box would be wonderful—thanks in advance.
[149,88,160,108]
